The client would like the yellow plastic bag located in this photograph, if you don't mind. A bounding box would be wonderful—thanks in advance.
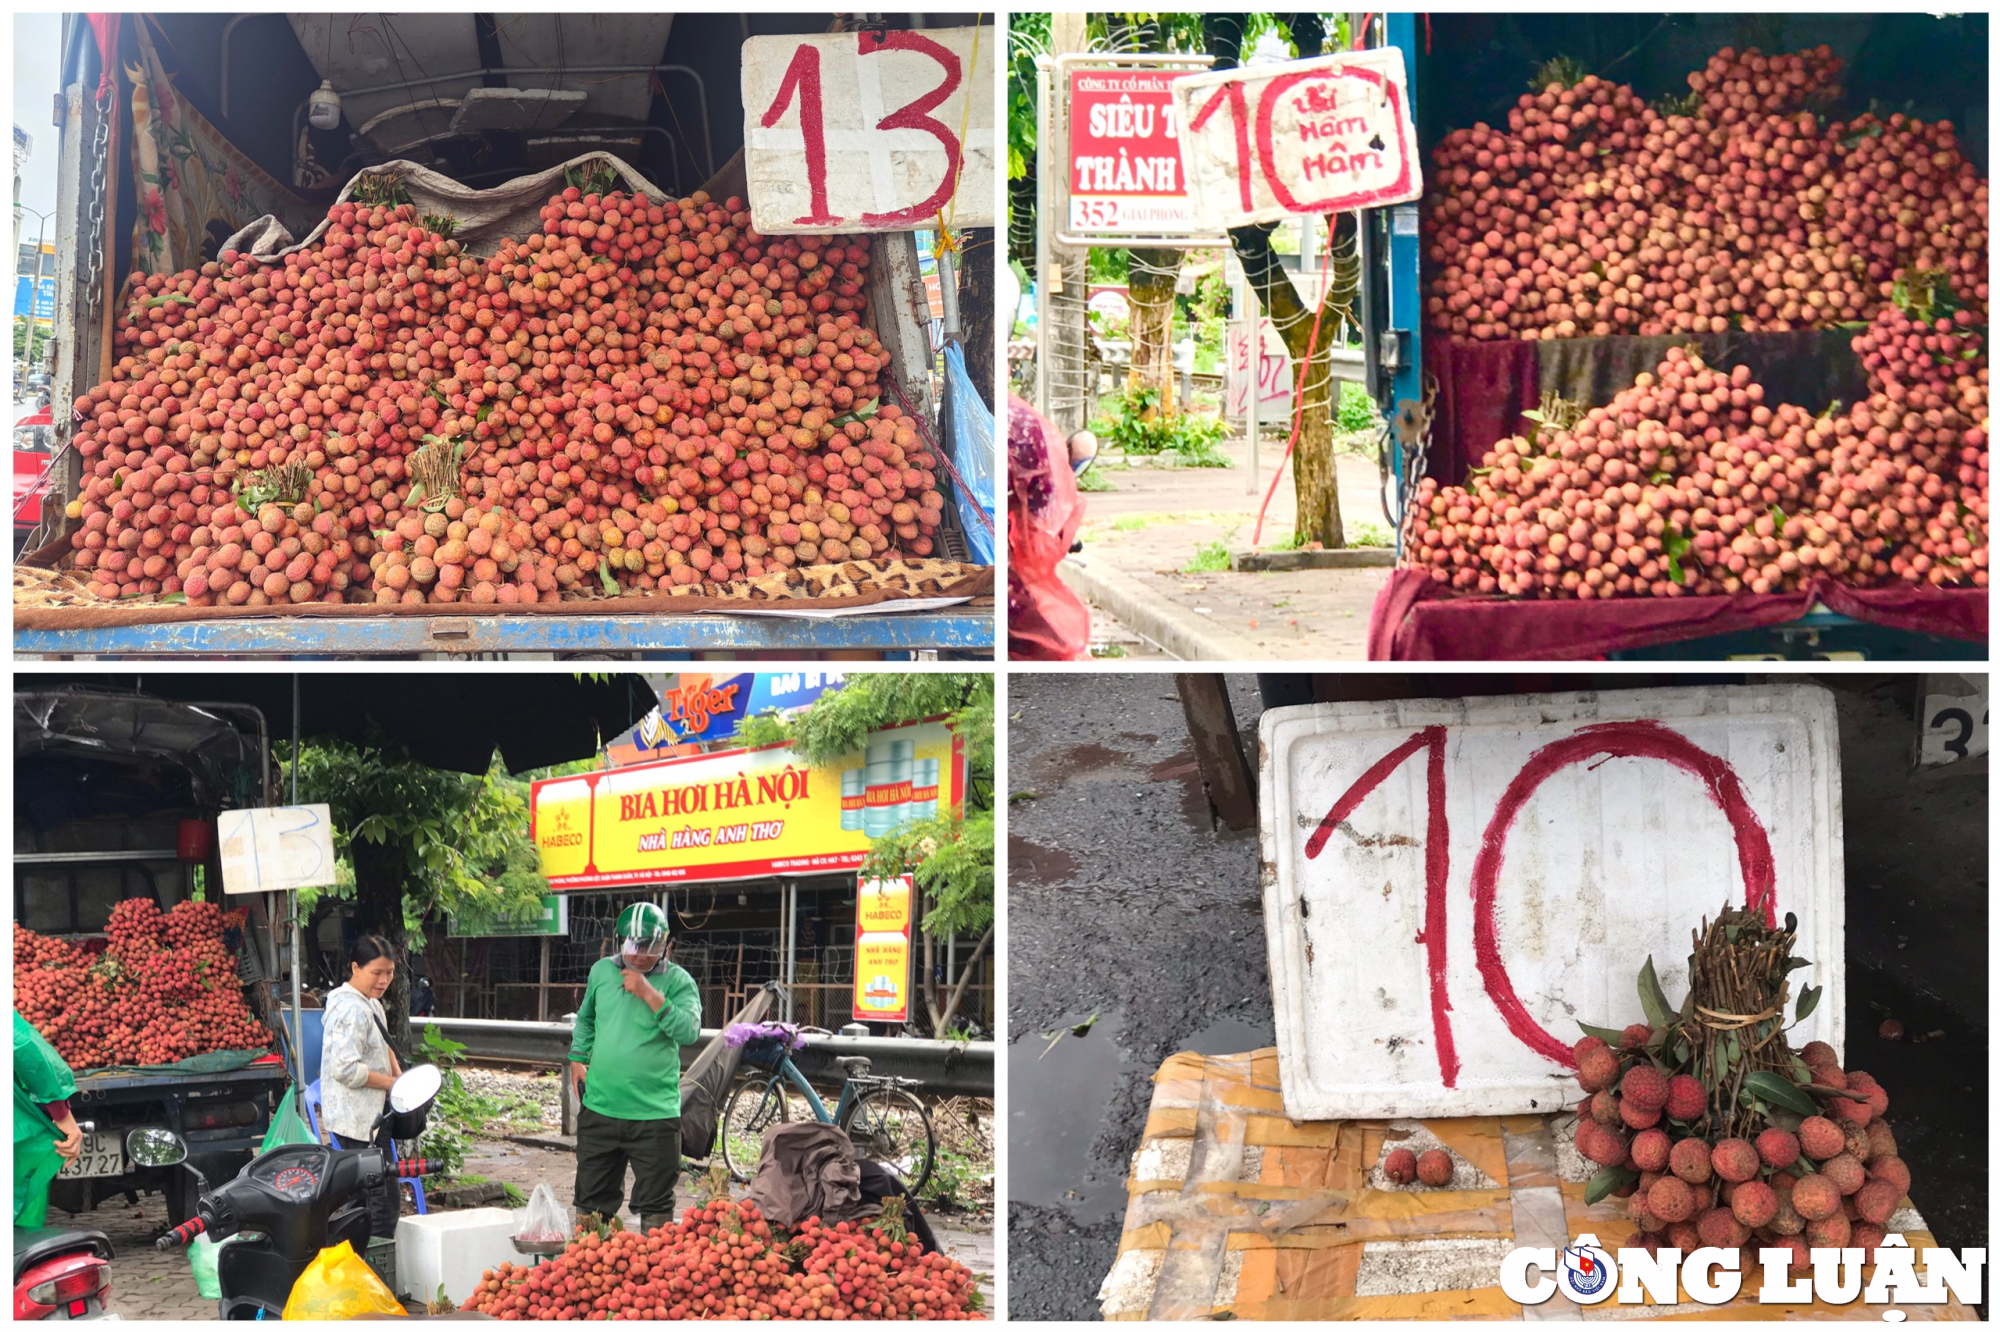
[281,1240,405,1320]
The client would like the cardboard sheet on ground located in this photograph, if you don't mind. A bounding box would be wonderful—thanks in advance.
[1100,1049,1973,1321]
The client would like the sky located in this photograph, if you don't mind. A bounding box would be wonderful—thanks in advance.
[14,13,62,224]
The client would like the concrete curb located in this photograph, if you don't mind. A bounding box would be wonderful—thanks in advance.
[1232,547,1396,572]
[1059,556,1268,662]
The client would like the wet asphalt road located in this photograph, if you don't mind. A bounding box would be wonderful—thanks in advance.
[1007,672,1987,1321]
[1008,673,1272,1322]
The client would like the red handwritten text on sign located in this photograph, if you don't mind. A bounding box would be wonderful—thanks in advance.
[1067,68,1195,235]
[1173,49,1421,230]
[743,28,995,235]
[1302,720,1778,1087]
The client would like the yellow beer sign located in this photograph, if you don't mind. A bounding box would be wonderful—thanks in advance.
[854,876,914,1024]
[532,720,961,889]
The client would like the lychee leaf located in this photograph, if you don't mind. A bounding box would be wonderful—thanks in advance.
[1583,1165,1637,1206]
[1791,1057,1815,1084]
[1745,1071,1817,1116]
[1766,1108,1805,1132]
[1577,1021,1626,1047]
[1637,956,1672,1032]
[1794,984,1821,1023]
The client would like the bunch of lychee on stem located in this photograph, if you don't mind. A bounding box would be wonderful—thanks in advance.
[1571,904,1908,1271]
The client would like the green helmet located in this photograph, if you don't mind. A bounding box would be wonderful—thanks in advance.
[616,902,670,951]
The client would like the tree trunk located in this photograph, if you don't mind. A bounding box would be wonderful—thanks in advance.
[958,227,996,412]
[1227,220,1360,547]
[1124,248,1182,412]
[922,925,994,1037]
[349,838,413,1062]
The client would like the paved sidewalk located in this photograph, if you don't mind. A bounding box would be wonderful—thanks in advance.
[1070,436,1394,660]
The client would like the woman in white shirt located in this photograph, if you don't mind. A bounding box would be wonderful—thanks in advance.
[321,934,403,1150]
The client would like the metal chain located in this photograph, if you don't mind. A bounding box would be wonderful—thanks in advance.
[80,82,113,322]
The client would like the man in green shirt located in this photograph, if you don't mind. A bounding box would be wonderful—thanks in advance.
[567,902,702,1234]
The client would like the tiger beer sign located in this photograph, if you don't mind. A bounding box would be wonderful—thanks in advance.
[531,720,963,889]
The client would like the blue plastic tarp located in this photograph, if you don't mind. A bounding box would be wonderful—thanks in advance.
[942,343,996,565]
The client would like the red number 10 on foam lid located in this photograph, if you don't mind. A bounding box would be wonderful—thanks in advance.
[1172,48,1422,231]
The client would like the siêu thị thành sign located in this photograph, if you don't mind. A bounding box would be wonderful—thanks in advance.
[531,719,963,889]
[1172,48,1421,232]
[1067,67,1197,235]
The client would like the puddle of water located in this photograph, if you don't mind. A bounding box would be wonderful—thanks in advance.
[1064,742,1130,773]
[1148,748,1213,829]
[1180,1012,1275,1057]
[1009,834,1079,887]
[1008,1010,1131,1224]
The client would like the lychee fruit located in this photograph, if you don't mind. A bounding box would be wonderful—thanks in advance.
[1797,1116,1845,1160]
[1712,1138,1761,1183]
[1864,1121,1897,1161]
[1384,1147,1418,1185]
[1665,1222,1701,1253]
[1631,1128,1672,1172]
[1621,1064,1668,1112]
[1647,1175,1696,1223]
[1851,1222,1888,1262]
[1791,1174,1842,1222]
[1809,1064,1849,1091]
[1589,1090,1621,1126]
[1853,1179,1899,1226]
[1632,1230,1664,1258]
[1829,1093,1872,1127]
[1845,1071,1889,1118]
[1842,1121,1872,1161]
[1698,1206,1749,1250]
[1760,1234,1809,1269]
[1798,1040,1839,1069]
[1633,1193,1667,1232]
[1620,1098,1662,1131]
[1669,1137,1713,1184]
[1620,1023,1654,1050]
[1577,1121,1630,1168]
[1577,1046,1622,1093]
[1573,1034,1609,1063]
[1416,1149,1454,1187]
[1766,1191,1805,1236]
[1868,1155,1911,1195]
[1731,1179,1779,1228]
[1755,1127,1800,1169]
[1804,1211,1851,1250]
[1664,1073,1706,1121]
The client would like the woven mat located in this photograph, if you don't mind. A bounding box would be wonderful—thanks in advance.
[1100,1049,1974,1321]
[14,560,991,630]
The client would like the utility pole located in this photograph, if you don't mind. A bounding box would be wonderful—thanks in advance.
[1034,12,1091,437]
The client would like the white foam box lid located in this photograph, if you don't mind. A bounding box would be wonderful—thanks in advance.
[396,1207,522,1307]
[1258,684,1843,1122]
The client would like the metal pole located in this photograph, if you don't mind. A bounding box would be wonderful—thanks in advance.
[784,879,798,1024]
[1247,328,1261,498]
[935,245,961,343]
[289,675,303,1093]
[538,935,550,1023]
[1033,58,1052,413]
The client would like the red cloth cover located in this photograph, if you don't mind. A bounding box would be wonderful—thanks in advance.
[1423,337,1538,485]
[1368,568,1987,660]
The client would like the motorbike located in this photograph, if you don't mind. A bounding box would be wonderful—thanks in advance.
[13,1122,116,1320]
[142,1064,443,1319]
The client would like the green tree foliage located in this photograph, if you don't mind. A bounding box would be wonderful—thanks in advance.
[738,675,994,1034]
[280,736,548,1050]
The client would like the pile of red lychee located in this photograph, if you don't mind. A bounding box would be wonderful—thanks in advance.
[1573,1027,1908,1268]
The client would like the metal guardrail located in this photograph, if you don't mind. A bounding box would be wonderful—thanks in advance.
[416,1018,994,1098]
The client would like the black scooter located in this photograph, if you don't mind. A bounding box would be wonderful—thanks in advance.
[140,1065,443,1319]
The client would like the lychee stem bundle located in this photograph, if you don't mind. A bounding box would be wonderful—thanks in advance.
[1682,905,1805,1139]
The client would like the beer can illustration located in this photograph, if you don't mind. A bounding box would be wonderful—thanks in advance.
[909,758,939,823]
[863,738,915,837]
[840,769,865,831]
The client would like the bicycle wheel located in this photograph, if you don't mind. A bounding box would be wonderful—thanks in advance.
[844,1086,936,1196]
[720,1076,791,1182]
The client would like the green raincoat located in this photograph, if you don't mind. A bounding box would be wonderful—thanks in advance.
[14,1012,78,1230]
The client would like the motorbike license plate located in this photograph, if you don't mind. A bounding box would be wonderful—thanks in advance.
[59,1132,126,1179]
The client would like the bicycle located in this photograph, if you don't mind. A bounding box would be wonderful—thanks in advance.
[718,1025,936,1195]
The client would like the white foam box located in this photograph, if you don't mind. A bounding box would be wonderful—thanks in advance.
[396,1207,522,1308]
[1258,684,1843,1121]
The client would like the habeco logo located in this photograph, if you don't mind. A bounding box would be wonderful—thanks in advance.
[1500,1234,1984,1309]
[543,807,584,849]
